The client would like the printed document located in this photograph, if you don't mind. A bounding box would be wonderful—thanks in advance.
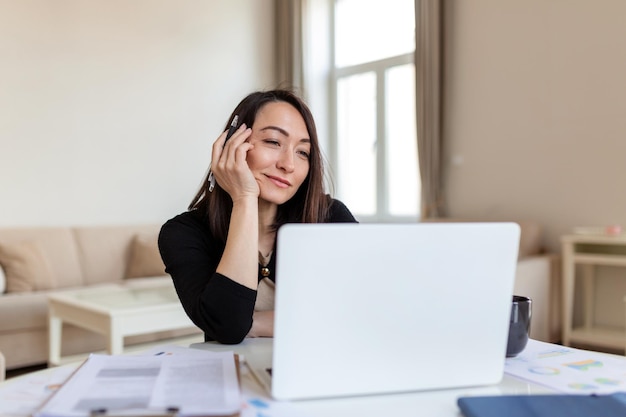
[505,339,626,394]
[34,350,240,417]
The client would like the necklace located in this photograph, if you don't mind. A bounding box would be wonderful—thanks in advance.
[258,251,272,278]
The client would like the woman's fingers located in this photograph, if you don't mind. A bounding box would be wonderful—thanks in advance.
[222,124,247,146]
[211,124,249,165]
[210,124,256,196]
[219,126,251,169]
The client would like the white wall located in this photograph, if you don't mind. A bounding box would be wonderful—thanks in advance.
[0,0,275,227]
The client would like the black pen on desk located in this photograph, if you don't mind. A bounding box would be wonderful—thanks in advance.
[90,406,180,417]
[208,115,239,192]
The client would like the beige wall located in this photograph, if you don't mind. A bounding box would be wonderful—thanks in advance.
[444,1,626,330]
[0,0,275,227]
[444,0,626,252]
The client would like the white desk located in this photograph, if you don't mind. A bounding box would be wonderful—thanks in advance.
[1,338,554,417]
[190,338,554,417]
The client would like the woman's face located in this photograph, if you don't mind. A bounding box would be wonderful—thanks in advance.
[246,101,311,206]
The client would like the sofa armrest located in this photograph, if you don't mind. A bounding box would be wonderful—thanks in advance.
[514,254,561,343]
[0,350,5,381]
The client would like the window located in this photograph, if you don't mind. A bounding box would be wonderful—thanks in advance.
[331,0,419,221]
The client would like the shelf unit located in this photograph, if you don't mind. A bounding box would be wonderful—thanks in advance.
[561,233,626,352]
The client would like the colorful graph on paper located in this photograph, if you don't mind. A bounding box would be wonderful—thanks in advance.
[505,339,626,394]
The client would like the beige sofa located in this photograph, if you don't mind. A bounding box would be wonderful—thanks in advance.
[0,225,201,371]
[425,219,561,343]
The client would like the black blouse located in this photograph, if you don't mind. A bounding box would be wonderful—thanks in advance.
[158,199,357,344]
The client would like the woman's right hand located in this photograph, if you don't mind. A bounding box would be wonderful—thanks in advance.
[212,123,260,291]
[210,124,258,201]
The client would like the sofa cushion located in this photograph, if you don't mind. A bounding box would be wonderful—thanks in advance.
[125,234,166,278]
[73,225,161,285]
[0,228,83,289]
[0,292,49,332]
[0,241,57,292]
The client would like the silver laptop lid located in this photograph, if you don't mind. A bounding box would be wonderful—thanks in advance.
[272,222,520,400]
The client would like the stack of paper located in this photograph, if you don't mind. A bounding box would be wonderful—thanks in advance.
[35,347,240,417]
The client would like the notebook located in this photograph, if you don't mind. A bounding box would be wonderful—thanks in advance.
[248,222,521,400]
[457,393,626,417]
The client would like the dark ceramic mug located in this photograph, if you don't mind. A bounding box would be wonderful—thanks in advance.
[506,295,532,357]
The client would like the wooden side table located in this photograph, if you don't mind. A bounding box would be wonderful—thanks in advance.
[561,233,626,352]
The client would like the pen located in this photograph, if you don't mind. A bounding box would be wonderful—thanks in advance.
[208,115,239,192]
[90,406,179,417]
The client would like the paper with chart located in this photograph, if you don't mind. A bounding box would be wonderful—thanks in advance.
[505,339,626,394]
[34,350,240,417]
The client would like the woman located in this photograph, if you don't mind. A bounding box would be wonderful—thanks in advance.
[158,89,357,344]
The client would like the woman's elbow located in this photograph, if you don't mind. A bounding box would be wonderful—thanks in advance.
[213,328,249,345]
[206,319,252,345]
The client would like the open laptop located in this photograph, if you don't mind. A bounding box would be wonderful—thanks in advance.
[248,222,520,400]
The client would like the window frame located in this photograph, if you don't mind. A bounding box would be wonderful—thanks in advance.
[329,4,417,222]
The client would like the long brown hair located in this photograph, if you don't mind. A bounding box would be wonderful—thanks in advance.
[189,89,330,244]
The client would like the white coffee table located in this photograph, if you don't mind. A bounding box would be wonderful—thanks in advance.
[47,282,195,366]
